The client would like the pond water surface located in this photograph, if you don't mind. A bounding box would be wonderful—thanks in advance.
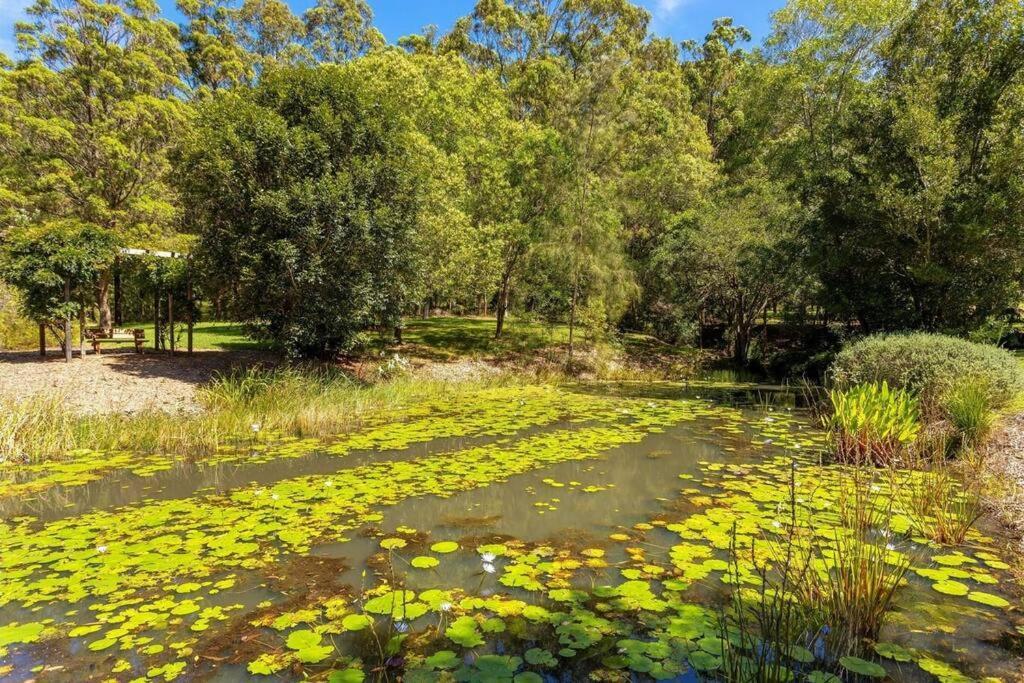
[0,382,1020,682]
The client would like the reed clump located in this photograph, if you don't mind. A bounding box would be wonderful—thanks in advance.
[0,365,515,464]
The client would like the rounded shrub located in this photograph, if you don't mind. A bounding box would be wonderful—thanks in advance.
[831,333,1024,410]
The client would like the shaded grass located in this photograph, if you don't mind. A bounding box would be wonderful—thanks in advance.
[0,366,519,464]
[102,321,266,351]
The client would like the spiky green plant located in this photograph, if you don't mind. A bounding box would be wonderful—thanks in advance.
[825,382,921,466]
[943,380,996,450]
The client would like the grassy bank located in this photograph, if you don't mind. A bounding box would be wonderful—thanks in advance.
[0,367,521,464]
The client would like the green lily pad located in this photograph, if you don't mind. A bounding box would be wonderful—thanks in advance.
[839,656,886,678]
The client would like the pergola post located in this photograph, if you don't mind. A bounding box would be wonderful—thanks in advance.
[154,287,161,351]
[168,291,175,355]
[186,261,194,355]
[63,279,72,363]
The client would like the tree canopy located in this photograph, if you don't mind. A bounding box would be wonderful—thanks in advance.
[1,0,1022,363]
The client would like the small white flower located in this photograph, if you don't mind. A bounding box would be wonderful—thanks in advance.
[325,480,333,487]
[97,545,108,554]
[764,439,773,445]
[870,484,881,493]
[771,521,782,529]
[271,493,279,501]
[482,562,496,574]
[885,543,896,551]
[439,601,452,612]
[251,422,262,433]
[764,417,775,423]
[480,552,496,563]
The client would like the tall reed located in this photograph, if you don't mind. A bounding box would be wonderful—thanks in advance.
[0,366,515,464]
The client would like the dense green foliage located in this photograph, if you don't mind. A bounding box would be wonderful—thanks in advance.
[174,64,428,356]
[831,333,1024,409]
[0,0,1022,360]
[825,381,921,465]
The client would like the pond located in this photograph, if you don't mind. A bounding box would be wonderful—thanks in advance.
[0,382,1020,682]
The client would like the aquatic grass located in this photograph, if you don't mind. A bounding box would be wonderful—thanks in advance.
[0,366,522,464]
[942,380,997,449]
[825,382,921,466]
[802,474,913,659]
[902,458,984,546]
[0,394,78,463]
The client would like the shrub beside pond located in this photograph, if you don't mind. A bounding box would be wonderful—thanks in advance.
[831,333,1024,411]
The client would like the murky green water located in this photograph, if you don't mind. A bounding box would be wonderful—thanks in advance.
[0,382,1020,682]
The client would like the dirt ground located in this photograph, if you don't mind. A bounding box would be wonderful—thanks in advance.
[0,349,272,415]
[985,413,1024,554]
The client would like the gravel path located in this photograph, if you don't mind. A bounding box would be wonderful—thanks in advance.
[0,349,273,415]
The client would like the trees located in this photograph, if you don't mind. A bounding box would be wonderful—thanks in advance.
[178,0,252,92]
[794,0,1024,331]
[304,0,384,63]
[3,0,188,329]
[654,179,803,363]
[174,65,429,357]
[0,224,116,359]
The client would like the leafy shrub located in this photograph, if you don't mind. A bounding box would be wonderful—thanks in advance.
[826,382,921,466]
[831,333,1024,411]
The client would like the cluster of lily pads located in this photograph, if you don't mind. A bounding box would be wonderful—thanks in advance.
[0,383,1019,682]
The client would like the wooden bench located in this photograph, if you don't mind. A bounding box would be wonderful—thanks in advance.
[85,327,147,355]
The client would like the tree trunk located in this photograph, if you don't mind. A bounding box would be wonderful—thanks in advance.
[98,269,113,331]
[567,285,578,369]
[733,325,750,365]
[495,276,511,339]
[394,326,403,344]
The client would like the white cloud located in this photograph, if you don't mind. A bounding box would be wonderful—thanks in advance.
[647,0,690,30]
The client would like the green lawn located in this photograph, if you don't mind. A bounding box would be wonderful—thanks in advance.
[107,321,266,351]
[394,316,572,359]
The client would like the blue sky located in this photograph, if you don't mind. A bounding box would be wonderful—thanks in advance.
[0,0,785,57]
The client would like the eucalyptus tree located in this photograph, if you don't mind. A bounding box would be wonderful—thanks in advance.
[303,0,384,63]
[2,0,188,329]
[178,0,252,92]
[232,0,309,72]
[441,0,710,353]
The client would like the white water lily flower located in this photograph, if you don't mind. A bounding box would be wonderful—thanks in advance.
[870,484,881,492]
[271,493,279,501]
[324,480,333,487]
[439,602,452,612]
[886,543,896,551]
[251,422,262,433]
[771,521,782,529]
[480,552,496,563]
[97,545,108,554]
[482,562,496,574]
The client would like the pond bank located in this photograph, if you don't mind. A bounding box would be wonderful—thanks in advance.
[985,411,1024,554]
[0,349,274,415]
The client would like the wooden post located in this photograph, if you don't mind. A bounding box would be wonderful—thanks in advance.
[154,287,161,351]
[64,279,72,363]
[168,291,175,355]
[38,323,46,357]
[186,265,194,355]
[79,300,86,359]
